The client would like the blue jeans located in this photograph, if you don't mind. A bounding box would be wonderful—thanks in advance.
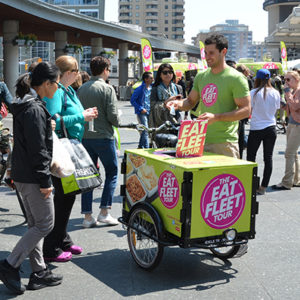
[137,113,149,148]
[81,138,118,214]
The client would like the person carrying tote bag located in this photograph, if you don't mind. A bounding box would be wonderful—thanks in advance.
[42,55,98,263]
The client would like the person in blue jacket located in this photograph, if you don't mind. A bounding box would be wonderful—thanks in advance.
[130,72,153,148]
[42,56,98,263]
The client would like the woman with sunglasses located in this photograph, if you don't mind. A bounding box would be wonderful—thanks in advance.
[246,69,280,195]
[149,63,183,127]
[272,71,300,190]
[43,56,98,262]
[0,62,63,294]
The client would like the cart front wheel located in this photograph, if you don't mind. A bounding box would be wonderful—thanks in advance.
[210,244,248,259]
[127,204,164,270]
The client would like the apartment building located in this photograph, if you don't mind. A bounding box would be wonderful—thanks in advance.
[119,0,185,42]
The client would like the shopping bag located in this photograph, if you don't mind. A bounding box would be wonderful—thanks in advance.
[60,138,102,196]
[0,103,8,119]
[50,132,75,178]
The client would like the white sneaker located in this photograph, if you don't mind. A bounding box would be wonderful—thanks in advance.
[97,213,119,226]
[82,216,98,228]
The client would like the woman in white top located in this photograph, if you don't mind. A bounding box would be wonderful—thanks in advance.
[247,69,280,195]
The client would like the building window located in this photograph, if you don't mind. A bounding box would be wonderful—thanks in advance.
[136,13,139,17]
[165,20,168,24]
[136,20,139,24]
[165,5,168,9]
[53,0,100,4]
[79,9,99,18]
[136,5,139,9]
[165,27,168,32]
[165,12,168,17]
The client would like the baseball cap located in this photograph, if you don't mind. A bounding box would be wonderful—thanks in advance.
[255,69,271,80]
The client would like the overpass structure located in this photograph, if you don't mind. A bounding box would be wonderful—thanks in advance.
[0,0,200,93]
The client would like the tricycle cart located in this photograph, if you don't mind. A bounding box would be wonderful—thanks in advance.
[119,147,259,270]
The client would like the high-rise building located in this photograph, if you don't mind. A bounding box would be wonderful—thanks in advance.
[39,0,105,19]
[263,0,300,60]
[192,20,253,62]
[118,0,185,42]
[263,0,300,35]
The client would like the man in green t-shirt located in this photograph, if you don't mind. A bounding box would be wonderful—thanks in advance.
[166,34,250,158]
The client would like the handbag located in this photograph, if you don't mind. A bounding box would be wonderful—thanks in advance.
[50,131,75,178]
[0,103,8,119]
[55,115,102,196]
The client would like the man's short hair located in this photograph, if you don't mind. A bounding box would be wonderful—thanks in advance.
[142,72,152,82]
[205,34,228,52]
[90,56,110,76]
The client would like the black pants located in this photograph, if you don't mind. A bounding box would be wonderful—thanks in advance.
[43,176,75,258]
[246,125,277,188]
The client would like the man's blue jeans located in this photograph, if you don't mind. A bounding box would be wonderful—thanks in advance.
[81,138,118,214]
[137,113,149,148]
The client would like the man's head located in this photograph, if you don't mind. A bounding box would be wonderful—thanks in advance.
[204,34,228,69]
[90,56,111,79]
[142,71,154,85]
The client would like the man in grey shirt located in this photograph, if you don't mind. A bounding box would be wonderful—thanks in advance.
[78,56,120,228]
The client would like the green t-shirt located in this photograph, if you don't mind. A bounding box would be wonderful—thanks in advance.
[192,67,249,144]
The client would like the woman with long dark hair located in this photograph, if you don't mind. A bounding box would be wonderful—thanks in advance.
[247,69,280,195]
[149,63,182,127]
[0,62,63,294]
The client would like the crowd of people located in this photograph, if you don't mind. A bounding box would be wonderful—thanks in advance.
[0,33,300,295]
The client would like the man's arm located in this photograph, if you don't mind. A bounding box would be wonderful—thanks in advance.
[166,89,200,111]
[197,95,251,125]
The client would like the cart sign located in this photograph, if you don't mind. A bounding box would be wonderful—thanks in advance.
[158,170,179,209]
[200,174,246,229]
[176,120,208,158]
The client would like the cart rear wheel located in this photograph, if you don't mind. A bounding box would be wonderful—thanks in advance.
[210,245,241,259]
[127,204,164,270]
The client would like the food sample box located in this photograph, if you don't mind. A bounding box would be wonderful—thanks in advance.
[121,149,259,244]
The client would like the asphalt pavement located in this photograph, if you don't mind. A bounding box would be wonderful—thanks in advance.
[0,101,299,299]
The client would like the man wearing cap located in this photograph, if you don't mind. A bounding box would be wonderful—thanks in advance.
[166,34,251,158]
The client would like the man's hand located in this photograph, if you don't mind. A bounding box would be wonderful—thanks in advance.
[40,187,53,199]
[140,109,147,114]
[197,112,217,125]
[165,99,180,111]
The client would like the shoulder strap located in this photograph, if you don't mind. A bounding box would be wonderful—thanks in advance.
[52,113,68,138]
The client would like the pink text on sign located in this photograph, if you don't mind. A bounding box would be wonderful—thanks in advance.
[200,174,246,229]
[143,45,152,60]
[201,83,218,107]
[158,171,179,209]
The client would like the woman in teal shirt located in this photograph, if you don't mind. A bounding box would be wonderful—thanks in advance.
[43,55,97,263]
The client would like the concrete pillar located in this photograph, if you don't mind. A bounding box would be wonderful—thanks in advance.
[118,42,128,86]
[3,20,19,95]
[54,31,67,59]
[91,37,103,58]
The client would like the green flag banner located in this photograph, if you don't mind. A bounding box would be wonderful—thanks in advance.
[280,41,288,73]
[199,41,208,70]
[141,38,154,73]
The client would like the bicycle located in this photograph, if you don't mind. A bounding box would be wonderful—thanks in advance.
[0,128,27,222]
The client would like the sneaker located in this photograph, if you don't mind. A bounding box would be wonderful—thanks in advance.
[256,186,266,195]
[44,251,72,263]
[0,259,25,295]
[271,184,291,191]
[97,213,119,226]
[27,268,63,290]
[82,216,98,228]
[65,245,83,255]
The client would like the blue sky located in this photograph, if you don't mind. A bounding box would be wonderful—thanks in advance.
[105,0,268,45]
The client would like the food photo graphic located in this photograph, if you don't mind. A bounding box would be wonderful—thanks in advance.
[125,154,159,207]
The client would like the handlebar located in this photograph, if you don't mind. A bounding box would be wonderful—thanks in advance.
[119,121,180,133]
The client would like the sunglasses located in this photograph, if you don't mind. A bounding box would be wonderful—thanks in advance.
[51,81,61,88]
[71,69,79,73]
[285,78,291,82]
[161,70,173,75]
[107,68,111,72]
